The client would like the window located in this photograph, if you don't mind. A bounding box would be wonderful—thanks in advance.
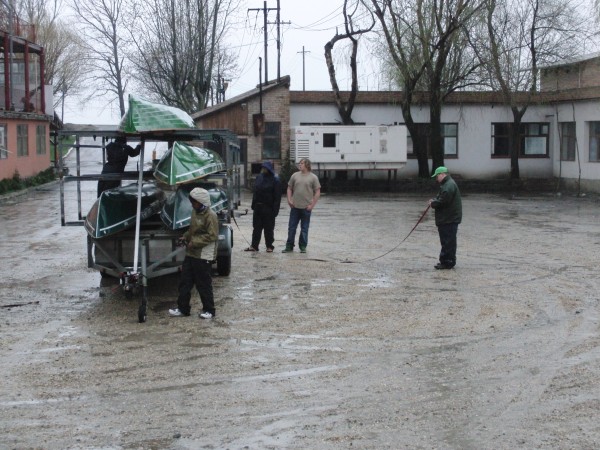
[36,124,46,155]
[590,122,600,162]
[492,122,549,158]
[262,121,281,159]
[323,133,336,148]
[17,124,28,157]
[521,123,548,156]
[0,124,7,159]
[407,123,459,159]
[442,124,458,156]
[559,122,576,161]
[491,123,511,157]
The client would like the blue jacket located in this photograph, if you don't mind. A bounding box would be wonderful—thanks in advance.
[252,161,281,216]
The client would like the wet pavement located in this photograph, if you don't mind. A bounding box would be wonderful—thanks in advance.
[1,171,600,449]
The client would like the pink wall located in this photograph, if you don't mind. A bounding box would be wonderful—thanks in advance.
[0,118,51,180]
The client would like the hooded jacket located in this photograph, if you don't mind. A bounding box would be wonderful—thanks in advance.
[252,161,281,216]
[182,206,219,261]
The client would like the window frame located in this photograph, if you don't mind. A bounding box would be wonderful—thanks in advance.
[17,124,28,157]
[589,121,600,162]
[407,122,459,159]
[262,121,281,160]
[491,122,550,158]
[36,124,46,155]
[0,123,7,159]
[559,122,576,162]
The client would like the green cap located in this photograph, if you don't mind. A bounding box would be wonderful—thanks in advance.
[431,166,448,178]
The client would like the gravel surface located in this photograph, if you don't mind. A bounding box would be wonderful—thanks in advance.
[1,182,599,449]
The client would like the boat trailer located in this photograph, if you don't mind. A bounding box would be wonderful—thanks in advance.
[53,126,241,322]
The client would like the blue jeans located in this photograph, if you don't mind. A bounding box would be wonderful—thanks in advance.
[286,207,311,248]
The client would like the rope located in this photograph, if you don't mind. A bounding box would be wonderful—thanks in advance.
[231,209,252,247]
[340,204,431,264]
[234,204,431,264]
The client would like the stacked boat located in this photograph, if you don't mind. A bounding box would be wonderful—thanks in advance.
[84,95,229,239]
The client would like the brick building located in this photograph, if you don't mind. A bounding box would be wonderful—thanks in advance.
[541,53,600,91]
[192,77,290,187]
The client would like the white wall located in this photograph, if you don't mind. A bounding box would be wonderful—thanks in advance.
[291,102,562,179]
[551,100,600,187]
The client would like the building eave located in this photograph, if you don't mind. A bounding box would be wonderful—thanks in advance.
[192,76,291,120]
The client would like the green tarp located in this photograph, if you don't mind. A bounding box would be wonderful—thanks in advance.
[161,184,229,230]
[118,95,196,133]
[153,141,226,185]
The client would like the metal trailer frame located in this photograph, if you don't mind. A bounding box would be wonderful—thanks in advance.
[52,126,241,322]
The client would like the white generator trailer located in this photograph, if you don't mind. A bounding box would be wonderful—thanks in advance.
[290,125,407,170]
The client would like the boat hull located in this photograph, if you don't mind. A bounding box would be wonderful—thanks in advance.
[160,183,229,230]
[85,182,166,238]
[153,141,226,185]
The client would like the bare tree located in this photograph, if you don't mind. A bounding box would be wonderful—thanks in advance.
[51,28,87,121]
[324,0,375,125]
[0,0,87,119]
[482,0,592,179]
[370,0,485,177]
[71,0,132,117]
[129,0,238,114]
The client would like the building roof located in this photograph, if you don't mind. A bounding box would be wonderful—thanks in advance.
[290,86,600,106]
[539,52,600,70]
[192,76,291,119]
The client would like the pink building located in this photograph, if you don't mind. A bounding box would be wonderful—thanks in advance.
[0,16,52,181]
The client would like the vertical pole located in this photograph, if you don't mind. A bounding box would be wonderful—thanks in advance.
[297,47,310,91]
[277,0,281,81]
[302,46,306,91]
[263,1,268,84]
[259,57,263,114]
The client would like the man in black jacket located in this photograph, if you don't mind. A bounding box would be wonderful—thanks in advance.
[429,166,462,270]
[245,161,281,252]
[97,136,141,197]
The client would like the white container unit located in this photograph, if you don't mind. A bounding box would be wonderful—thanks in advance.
[290,125,407,170]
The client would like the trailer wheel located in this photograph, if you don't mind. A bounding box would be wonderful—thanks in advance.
[138,305,147,323]
[217,254,231,276]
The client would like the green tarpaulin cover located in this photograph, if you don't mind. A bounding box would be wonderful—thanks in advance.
[119,95,196,133]
[153,141,226,185]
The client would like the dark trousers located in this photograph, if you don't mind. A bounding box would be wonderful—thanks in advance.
[251,204,276,249]
[177,256,215,316]
[286,207,311,248]
[437,222,459,268]
[97,179,120,197]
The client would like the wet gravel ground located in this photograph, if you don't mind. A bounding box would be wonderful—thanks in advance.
[1,182,599,449]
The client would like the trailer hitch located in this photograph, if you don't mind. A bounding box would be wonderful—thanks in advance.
[121,272,140,299]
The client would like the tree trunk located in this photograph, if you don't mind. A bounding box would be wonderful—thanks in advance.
[429,95,444,173]
[510,107,526,179]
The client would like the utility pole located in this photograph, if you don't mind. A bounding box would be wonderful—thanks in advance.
[297,46,310,91]
[248,1,277,85]
[250,1,289,84]
[276,0,280,81]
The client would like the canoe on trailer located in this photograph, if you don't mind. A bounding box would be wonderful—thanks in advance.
[119,94,196,133]
[84,182,166,239]
[160,183,229,230]
[153,141,226,185]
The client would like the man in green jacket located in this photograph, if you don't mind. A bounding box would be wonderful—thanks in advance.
[428,166,462,270]
[169,187,219,319]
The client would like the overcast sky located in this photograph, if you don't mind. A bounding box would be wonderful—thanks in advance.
[61,0,381,125]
